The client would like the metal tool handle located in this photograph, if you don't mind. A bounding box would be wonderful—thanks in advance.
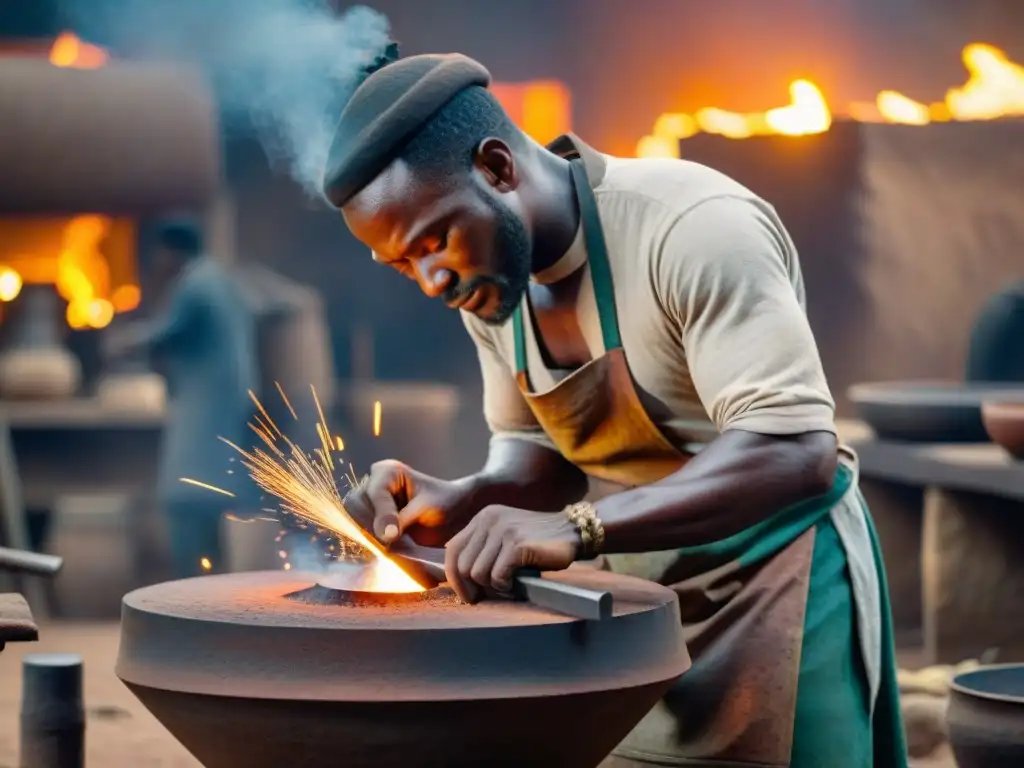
[513,568,613,621]
[387,540,614,620]
[0,546,64,577]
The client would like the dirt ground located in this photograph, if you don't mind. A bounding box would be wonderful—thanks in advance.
[0,623,957,768]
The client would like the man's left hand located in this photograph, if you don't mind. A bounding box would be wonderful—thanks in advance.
[443,505,581,603]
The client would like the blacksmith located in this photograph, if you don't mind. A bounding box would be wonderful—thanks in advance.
[105,220,258,578]
[327,48,908,768]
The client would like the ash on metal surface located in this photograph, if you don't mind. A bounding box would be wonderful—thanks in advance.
[285,584,460,609]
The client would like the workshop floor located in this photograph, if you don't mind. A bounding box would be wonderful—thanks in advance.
[0,623,957,768]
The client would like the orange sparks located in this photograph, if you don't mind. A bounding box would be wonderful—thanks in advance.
[200,557,212,572]
[373,400,382,437]
[249,389,282,437]
[180,477,235,497]
[335,435,345,451]
[275,381,298,420]
[310,384,329,431]
[315,422,335,470]
[204,386,424,593]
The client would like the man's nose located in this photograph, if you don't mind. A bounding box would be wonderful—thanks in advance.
[414,254,455,298]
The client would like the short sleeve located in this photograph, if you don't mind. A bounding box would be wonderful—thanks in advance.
[460,311,559,451]
[657,196,836,435]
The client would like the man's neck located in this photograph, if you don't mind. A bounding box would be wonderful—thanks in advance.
[527,150,580,276]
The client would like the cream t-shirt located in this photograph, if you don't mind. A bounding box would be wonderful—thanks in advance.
[462,138,836,453]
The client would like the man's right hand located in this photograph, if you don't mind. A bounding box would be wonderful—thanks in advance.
[343,460,476,548]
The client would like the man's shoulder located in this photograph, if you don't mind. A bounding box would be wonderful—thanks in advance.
[596,154,765,217]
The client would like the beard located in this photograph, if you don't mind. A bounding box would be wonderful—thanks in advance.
[441,195,531,326]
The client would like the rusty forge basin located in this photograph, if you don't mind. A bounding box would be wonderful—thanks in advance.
[116,569,690,768]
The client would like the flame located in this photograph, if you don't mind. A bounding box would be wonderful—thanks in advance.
[190,387,424,594]
[49,32,107,69]
[200,557,212,572]
[373,401,382,437]
[0,215,140,328]
[638,43,1024,158]
[0,269,22,302]
[111,284,141,313]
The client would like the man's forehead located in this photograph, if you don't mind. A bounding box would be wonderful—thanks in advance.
[345,159,452,257]
[348,158,419,212]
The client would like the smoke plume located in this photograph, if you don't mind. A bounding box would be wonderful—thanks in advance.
[63,0,391,200]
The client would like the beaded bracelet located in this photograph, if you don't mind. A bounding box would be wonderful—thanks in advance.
[563,501,606,557]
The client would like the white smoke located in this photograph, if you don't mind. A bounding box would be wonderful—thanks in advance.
[64,0,392,199]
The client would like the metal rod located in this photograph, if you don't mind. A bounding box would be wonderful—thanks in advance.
[0,547,64,577]
[513,571,613,622]
[388,542,614,620]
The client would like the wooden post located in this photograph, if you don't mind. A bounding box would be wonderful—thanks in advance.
[922,487,1024,663]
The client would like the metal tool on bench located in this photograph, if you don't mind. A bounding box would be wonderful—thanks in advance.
[387,536,614,621]
[0,546,64,577]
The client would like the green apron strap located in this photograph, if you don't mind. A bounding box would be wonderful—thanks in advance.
[512,305,528,376]
[512,157,622,377]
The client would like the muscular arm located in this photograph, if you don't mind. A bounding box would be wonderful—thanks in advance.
[460,435,588,514]
[599,429,835,551]
[598,196,840,551]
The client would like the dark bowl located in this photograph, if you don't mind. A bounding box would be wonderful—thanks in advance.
[981,401,1024,460]
[947,663,1024,768]
[847,381,1024,443]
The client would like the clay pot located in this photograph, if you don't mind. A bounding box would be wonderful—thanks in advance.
[848,381,1024,443]
[981,401,1024,459]
[0,347,80,399]
[0,285,80,400]
[116,569,691,768]
[96,372,167,414]
[947,663,1024,768]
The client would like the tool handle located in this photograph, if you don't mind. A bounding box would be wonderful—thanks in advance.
[513,568,613,621]
[0,546,64,577]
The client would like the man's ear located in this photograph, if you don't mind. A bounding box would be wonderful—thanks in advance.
[474,137,518,192]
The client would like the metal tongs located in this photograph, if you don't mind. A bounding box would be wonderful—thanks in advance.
[386,536,613,621]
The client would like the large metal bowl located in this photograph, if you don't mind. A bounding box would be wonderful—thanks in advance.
[947,663,1024,768]
[847,381,1024,443]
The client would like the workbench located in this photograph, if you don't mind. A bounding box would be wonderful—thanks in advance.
[0,399,164,614]
[844,421,1024,665]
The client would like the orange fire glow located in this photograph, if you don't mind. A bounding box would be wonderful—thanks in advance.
[491,81,572,146]
[0,34,141,328]
[0,215,139,330]
[49,31,108,69]
[638,43,1024,158]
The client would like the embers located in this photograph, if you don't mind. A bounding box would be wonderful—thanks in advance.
[284,583,458,608]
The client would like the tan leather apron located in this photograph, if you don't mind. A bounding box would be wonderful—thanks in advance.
[510,138,907,767]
